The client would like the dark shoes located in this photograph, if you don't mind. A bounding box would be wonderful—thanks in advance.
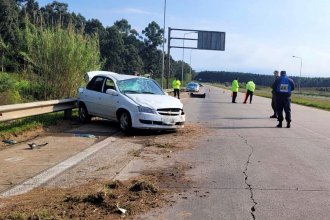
[270,115,277,118]
[276,122,291,128]
[276,123,282,128]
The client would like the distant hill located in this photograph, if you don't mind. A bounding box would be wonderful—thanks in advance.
[195,71,330,87]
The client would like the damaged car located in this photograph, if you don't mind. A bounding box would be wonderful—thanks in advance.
[77,71,185,132]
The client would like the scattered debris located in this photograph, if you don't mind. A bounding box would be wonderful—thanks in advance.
[129,180,159,193]
[2,140,17,145]
[190,93,206,98]
[74,133,97,138]
[28,142,48,149]
[116,203,127,214]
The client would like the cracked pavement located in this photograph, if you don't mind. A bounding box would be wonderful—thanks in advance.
[139,85,330,220]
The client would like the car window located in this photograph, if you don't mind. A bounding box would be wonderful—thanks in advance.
[103,78,116,93]
[117,78,164,95]
[86,76,104,92]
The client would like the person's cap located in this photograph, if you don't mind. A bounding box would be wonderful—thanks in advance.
[274,70,279,74]
[280,71,286,76]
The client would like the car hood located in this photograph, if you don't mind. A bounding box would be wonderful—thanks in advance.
[126,94,183,109]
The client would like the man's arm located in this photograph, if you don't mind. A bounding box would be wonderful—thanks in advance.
[272,78,279,91]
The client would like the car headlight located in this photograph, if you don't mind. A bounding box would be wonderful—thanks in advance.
[138,106,156,114]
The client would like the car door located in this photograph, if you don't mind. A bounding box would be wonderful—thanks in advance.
[97,77,119,120]
[84,76,105,116]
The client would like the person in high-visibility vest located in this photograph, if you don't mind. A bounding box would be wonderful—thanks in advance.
[231,78,239,103]
[172,77,181,99]
[243,80,256,104]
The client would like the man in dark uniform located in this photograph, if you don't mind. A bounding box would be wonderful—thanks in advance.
[270,70,279,118]
[272,71,295,128]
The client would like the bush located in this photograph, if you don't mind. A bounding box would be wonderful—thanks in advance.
[0,73,23,105]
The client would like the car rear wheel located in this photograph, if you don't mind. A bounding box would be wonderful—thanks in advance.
[119,110,132,132]
[79,104,91,123]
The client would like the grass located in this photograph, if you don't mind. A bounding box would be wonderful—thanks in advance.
[0,110,78,138]
[212,83,330,112]
[253,86,330,111]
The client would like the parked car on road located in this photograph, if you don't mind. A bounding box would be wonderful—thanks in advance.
[77,71,185,132]
[186,82,200,92]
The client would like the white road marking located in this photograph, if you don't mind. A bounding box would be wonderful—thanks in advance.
[0,136,117,198]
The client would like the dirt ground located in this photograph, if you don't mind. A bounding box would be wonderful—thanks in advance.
[0,121,210,219]
[0,119,81,151]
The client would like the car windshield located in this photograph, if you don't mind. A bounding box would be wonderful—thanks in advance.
[117,78,164,95]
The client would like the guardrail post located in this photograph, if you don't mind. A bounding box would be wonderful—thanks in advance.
[64,109,72,120]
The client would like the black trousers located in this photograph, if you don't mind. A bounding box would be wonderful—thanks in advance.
[271,93,277,116]
[232,92,237,103]
[276,95,291,123]
[174,89,180,99]
[244,90,254,103]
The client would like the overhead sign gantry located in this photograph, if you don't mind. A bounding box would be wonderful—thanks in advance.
[166,28,225,87]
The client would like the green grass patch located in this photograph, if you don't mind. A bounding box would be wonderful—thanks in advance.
[211,83,330,112]
[0,110,78,138]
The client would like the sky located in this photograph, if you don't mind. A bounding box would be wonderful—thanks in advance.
[37,0,330,77]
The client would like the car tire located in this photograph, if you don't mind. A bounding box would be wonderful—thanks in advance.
[79,104,91,123]
[119,110,132,132]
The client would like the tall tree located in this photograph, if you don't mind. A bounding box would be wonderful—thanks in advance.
[101,26,125,73]
[140,21,164,76]
[0,0,19,46]
[142,21,164,48]
[84,18,104,36]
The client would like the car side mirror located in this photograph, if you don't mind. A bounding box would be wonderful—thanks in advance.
[106,89,119,96]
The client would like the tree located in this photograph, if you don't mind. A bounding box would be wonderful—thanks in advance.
[101,26,125,73]
[0,37,9,72]
[0,0,19,46]
[142,21,164,48]
[122,44,143,74]
[84,18,104,36]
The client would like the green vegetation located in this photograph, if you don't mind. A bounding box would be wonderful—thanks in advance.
[196,71,330,88]
[0,0,196,106]
[0,111,77,138]
[217,83,330,112]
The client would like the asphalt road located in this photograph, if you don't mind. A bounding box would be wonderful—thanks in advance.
[138,85,330,220]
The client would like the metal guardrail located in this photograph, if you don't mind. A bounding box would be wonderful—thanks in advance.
[0,89,182,122]
[0,98,77,122]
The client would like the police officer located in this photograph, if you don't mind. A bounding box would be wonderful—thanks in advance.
[272,71,295,128]
[270,70,279,118]
[172,77,181,99]
[231,78,239,103]
[243,80,256,104]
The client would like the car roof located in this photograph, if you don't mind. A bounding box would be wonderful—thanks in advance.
[86,71,139,82]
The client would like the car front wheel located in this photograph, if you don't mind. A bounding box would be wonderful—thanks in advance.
[79,104,91,123]
[119,110,132,132]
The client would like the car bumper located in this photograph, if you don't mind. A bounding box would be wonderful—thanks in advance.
[131,112,185,130]
[186,89,199,92]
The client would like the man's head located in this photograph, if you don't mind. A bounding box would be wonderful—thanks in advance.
[280,71,286,76]
[273,70,279,77]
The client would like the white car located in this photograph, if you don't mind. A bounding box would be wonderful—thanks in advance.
[77,71,185,131]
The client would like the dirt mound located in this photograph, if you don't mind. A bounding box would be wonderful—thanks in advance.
[0,162,192,220]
